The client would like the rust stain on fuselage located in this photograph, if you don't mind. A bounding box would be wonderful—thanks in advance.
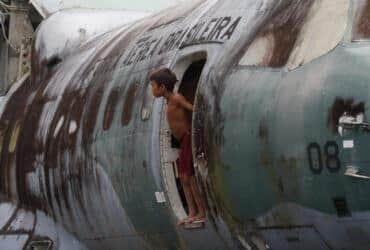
[259,118,273,167]
[355,0,370,39]
[5,23,143,219]
[250,0,313,67]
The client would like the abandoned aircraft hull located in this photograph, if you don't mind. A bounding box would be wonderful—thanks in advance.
[0,0,370,249]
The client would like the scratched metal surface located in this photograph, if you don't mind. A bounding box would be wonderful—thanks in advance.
[1,0,370,249]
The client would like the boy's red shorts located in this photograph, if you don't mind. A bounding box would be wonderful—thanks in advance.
[176,130,195,177]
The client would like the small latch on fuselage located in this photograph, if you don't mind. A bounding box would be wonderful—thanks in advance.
[344,166,370,180]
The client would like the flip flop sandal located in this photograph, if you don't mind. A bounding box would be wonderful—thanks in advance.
[191,218,206,224]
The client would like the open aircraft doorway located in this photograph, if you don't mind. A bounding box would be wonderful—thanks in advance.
[159,53,207,226]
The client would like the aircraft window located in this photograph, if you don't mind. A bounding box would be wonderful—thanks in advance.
[239,0,349,70]
[352,0,370,41]
[103,88,120,131]
[83,85,104,141]
[121,82,139,126]
[141,82,154,121]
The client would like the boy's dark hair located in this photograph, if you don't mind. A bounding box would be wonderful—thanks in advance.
[149,68,178,92]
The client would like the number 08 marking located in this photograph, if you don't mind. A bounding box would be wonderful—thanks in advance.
[324,141,341,173]
[307,143,323,174]
[307,141,341,174]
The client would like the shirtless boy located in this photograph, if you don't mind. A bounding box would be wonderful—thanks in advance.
[150,68,206,225]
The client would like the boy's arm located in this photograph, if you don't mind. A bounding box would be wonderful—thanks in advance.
[177,95,193,111]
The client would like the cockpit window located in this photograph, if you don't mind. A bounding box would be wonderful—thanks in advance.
[352,0,370,41]
[239,0,349,71]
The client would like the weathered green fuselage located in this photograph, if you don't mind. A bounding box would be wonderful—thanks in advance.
[1,0,370,249]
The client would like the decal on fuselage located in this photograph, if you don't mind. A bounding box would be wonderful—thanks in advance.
[307,141,341,174]
[123,16,242,66]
